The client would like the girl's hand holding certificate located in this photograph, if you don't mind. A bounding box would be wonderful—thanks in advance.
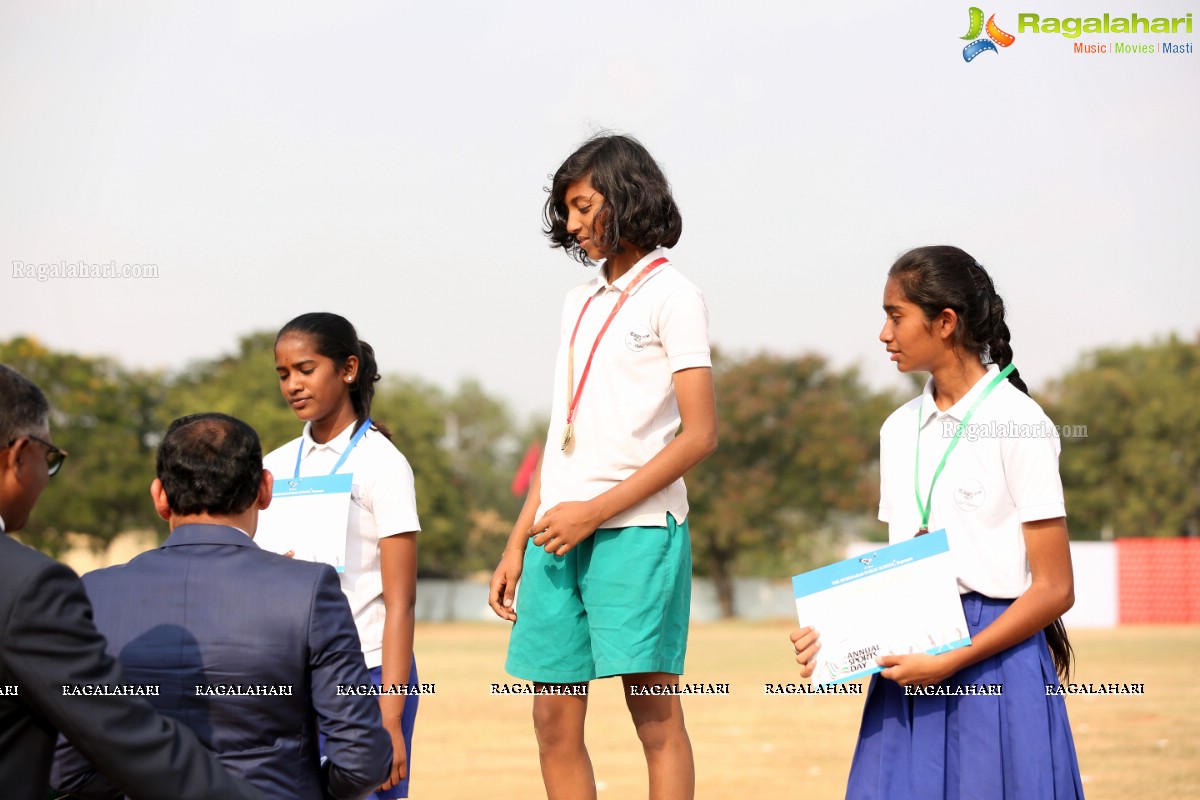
[789,626,821,679]
[791,626,964,689]
[876,651,963,689]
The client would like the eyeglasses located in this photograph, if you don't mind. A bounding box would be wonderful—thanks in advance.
[4,435,69,477]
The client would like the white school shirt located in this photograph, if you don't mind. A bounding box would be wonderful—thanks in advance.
[263,421,421,669]
[537,248,711,529]
[878,364,1067,599]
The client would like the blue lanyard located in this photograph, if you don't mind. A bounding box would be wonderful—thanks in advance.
[294,418,372,479]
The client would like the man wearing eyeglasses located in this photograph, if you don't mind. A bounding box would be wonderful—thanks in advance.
[0,363,266,800]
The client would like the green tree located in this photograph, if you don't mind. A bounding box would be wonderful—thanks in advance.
[688,351,898,616]
[0,336,164,554]
[4,330,531,574]
[158,331,297,450]
[442,380,529,572]
[371,378,472,577]
[162,333,481,576]
[1042,334,1200,539]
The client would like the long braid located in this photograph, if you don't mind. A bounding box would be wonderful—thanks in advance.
[979,261,1075,676]
[966,259,1072,679]
[966,260,1029,395]
[894,248,1074,681]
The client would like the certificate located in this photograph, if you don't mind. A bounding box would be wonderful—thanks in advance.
[254,473,352,572]
[792,530,970,685]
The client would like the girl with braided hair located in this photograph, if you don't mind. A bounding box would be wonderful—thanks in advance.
[792,246,1084,799]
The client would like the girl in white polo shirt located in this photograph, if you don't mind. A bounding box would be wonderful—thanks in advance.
[792,246,1083,799]
[489,134,718,799]
[264,312,420,799]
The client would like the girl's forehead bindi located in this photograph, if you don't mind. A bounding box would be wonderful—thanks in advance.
[275,336,325,367]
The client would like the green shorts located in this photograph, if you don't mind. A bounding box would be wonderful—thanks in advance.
[505,513,692,684]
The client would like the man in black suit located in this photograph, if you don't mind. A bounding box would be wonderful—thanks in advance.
[0,363,264,800]
[53,412,392,799]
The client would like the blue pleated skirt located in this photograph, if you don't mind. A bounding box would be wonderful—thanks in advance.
[845,593,1084,800]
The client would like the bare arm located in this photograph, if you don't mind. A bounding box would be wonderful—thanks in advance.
[488,452,544,621]
[377,532,417,790]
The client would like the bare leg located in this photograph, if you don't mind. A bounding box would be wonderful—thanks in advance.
[533,685,596,800]
[622,673,695,800]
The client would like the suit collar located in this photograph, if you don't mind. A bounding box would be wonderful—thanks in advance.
[163,523,257,549]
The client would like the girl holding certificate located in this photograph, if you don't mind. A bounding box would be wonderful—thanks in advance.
[488,134,718,800]
[265,312,420,799]
[792,246,1083,799]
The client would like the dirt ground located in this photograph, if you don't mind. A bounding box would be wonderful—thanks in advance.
[407,623,1199,799]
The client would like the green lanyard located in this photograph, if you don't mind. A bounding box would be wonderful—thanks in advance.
[914,363,1015,532]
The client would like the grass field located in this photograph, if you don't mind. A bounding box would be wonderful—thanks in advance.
[410,623,1199,799]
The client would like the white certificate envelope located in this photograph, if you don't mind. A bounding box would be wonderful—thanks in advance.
[792,530,970,685]
[255,473,352,572]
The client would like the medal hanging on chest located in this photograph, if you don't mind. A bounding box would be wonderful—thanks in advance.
[561,257,668,452]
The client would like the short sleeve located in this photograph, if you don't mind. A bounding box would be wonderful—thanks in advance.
[657,284,711,373]
[1001,413,1067,523]
[366,447,421,537]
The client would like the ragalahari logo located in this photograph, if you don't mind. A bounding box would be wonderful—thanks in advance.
[961,7,1016,61]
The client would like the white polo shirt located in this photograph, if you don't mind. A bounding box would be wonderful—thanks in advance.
[878,364,1067,599]
[537,248,711,529]
[263,421,421,669]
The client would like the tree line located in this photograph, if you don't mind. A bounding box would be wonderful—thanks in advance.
[3,332,1197,616]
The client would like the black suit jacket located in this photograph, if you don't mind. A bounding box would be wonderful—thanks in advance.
[0,534,264,800]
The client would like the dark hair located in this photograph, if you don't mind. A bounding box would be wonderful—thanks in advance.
[888,245,1029,394]
[276,312,392,439]
[543,133,683,265]
[0,364,50,444]
[157,413,263,516]
[889,245,1074,680]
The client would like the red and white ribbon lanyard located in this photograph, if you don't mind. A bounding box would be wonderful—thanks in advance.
[561,256,668,451]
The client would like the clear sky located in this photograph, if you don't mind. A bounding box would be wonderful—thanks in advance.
[2,1,1197,418]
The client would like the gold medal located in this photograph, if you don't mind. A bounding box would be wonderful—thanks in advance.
[561,257,668,459]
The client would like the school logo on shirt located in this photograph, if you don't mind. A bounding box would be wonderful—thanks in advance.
[625,325,652,352]
[954,478,986,511]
